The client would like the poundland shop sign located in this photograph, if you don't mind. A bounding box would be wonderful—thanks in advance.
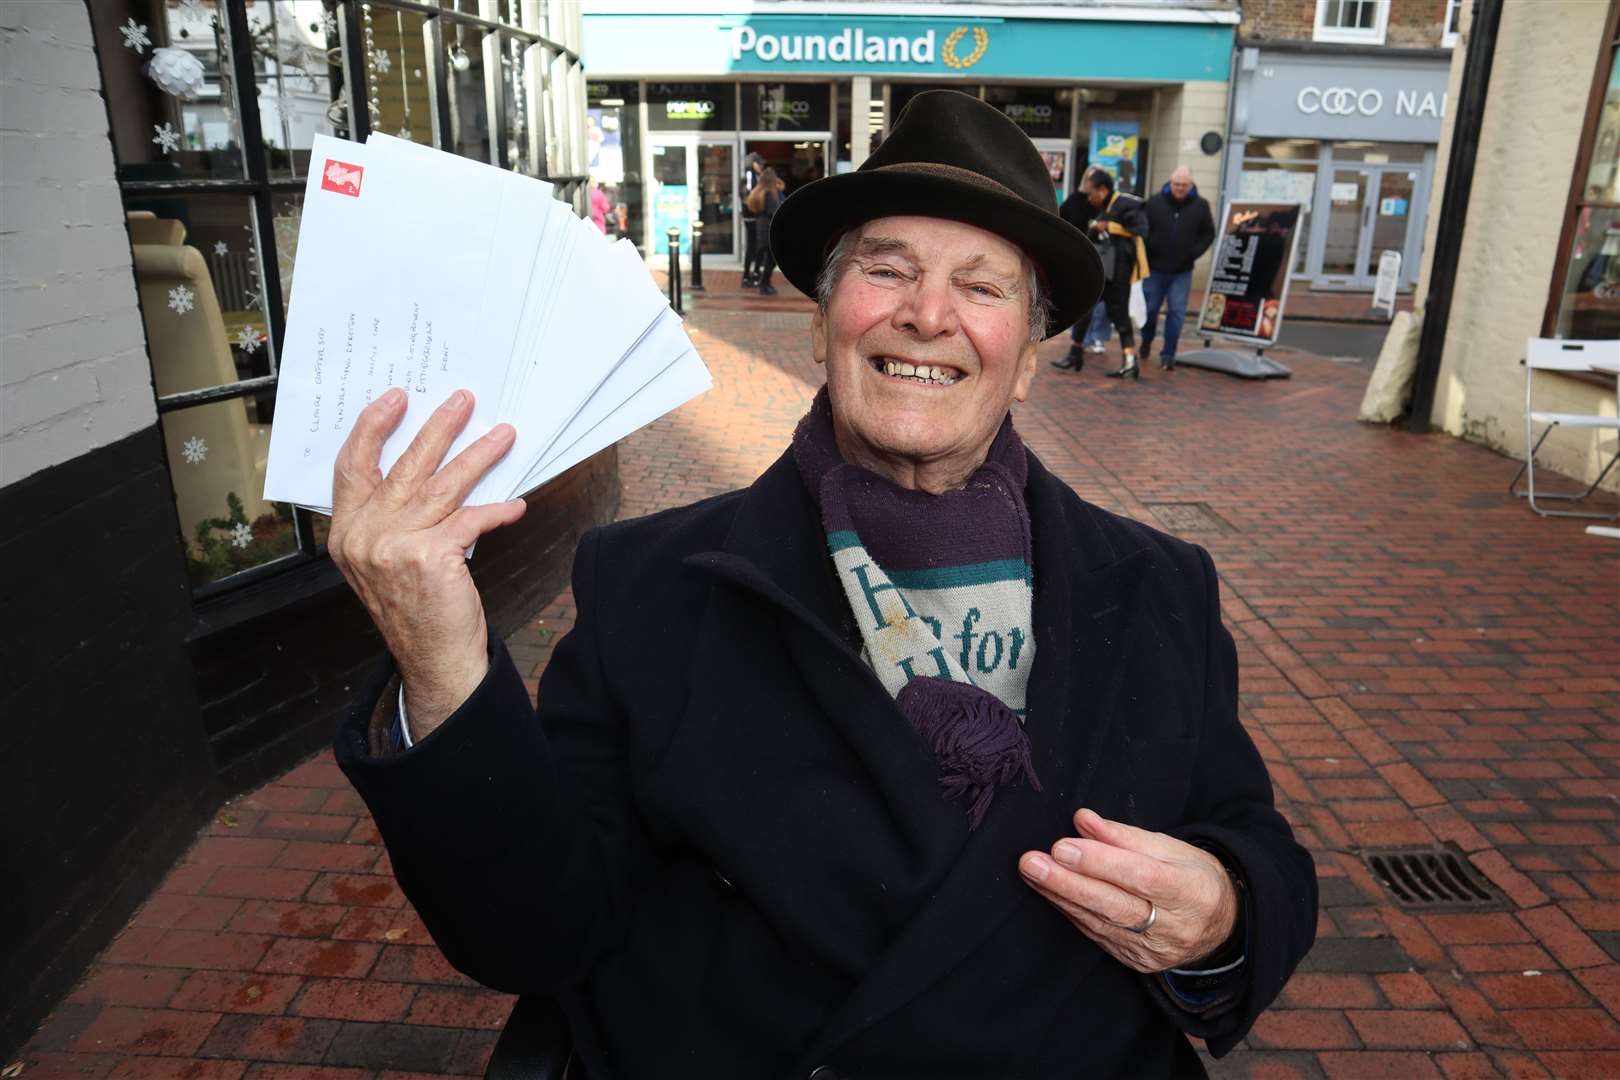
[582,14,1234,82]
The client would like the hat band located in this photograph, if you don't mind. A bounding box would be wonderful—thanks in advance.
[871,161,1024,201]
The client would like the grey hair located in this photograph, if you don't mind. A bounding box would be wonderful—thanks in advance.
[815,229,1055,343]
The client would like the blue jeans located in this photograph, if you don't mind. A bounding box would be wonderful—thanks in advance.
[1069,301,1112,348]
[1140,270,1193,360]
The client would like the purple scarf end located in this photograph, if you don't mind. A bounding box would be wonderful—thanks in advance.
[897,677,1042,830]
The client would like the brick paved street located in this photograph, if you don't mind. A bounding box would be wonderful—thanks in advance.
[15,275,1620,1079]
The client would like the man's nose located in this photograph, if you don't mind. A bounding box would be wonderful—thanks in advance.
[896,275,957,339]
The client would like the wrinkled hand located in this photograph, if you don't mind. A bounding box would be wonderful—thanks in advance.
[1019,808,1238,973]
[327,388,525,740]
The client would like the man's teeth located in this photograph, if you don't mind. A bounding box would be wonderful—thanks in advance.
[882,360,958,385]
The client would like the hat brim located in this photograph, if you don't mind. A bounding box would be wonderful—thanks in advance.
[769,170,1103,339]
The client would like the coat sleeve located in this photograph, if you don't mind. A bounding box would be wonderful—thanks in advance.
[1150,545,1318,1055]
[1119,197,1151,239]
[334,528,649,994]
[1191,200,1217,263]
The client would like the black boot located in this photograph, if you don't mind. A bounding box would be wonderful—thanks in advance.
[1105,351,1140,380]
[758,273,777,296]
[1050,347,1085,372]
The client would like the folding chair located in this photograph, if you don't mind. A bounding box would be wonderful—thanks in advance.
[1507,338,1620,519]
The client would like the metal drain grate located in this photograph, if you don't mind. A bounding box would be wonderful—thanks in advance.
[1145,502,1234,534]
[1363,847,1509,911]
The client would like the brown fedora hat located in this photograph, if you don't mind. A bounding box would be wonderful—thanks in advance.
[769,89,1101,338]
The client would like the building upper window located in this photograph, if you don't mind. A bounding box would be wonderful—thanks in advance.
[1441,0,1463,47]
[1314,0,1390,46]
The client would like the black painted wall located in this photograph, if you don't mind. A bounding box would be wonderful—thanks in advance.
[0,425,215,1054]
[1,430,619,1055]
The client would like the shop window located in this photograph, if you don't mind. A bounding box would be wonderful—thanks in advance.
[1313,0,1389,46]
[90,0,586,597]
[1240,139,1318,275]
[741,83,831,133]
[588,82,642,245]
[1548,24,1620,340]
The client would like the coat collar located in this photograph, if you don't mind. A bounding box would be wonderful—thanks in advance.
[684,446,1153,1060]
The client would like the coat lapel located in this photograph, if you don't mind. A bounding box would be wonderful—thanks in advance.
[684,450,1154,1061]
[794,453,1155,1065]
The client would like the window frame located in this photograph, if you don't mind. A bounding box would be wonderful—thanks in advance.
[1441,0,1463,48]
[1542,2,1620,369]
[104,0,586,603]
[1312,0,1390,47]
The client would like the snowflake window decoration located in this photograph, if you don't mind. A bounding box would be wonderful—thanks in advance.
[176,0,206,19]
[181,436,208,465]
[167,284,196,315]
[370,47,392,74]
[321,10,339,38]
[230,522,254,549]
[236,325,262,354]
[119,18,151,54]
[213,241,229,257]
[152,122,182,154]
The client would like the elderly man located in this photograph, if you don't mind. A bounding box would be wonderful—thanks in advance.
[331,90,1315,1078]
[1142,166,1217,371]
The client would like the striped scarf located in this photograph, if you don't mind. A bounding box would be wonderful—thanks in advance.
[792,388,1041,828]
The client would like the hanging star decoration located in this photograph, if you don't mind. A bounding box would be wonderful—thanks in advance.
[236,325,262,354]
[181,436,208,465]
[152,122,182,154]
[230,522,254,549]
[214,241,229,257]
[119,18,152,54]
[167,284,195,315]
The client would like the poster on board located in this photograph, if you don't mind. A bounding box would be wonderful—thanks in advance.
[1198,201,1304,346]
[1087,120,1140,193]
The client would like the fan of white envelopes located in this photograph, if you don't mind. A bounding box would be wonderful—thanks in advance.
[264,133,710,515]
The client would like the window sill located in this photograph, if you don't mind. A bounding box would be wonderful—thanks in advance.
[187,555,350,643]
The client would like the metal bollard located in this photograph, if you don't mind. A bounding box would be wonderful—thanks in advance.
[666,227,682,313]
[689,220,705,292]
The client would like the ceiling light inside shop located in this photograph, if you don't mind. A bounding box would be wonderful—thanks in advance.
[600,97,624,106]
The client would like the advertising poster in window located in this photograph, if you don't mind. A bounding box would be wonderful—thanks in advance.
[1087,120,1140,192]
[1199,201,1304,346]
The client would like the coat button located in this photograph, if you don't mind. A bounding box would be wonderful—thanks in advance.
[807,1068,842,1080]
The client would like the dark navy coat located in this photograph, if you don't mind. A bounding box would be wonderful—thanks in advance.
[337,448,1317,1079]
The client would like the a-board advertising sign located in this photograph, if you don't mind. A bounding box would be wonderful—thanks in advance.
[1198,200,1304,346]
[1372,249,1402,319]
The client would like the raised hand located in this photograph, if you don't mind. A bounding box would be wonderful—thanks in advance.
[1018,808,1239,973]
[327,388,526,740]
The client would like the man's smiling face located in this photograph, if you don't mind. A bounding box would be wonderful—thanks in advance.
[811,215,1040,494]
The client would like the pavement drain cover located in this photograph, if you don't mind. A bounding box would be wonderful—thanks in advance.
[1146,502,1233,534]
[1363,848,1509,911]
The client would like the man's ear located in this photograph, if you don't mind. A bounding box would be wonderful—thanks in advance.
[811,307,828,366]
[1012,336,1039,402]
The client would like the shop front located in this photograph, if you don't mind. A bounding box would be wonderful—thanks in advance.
[1226,45,1451,291]
[581,7,1238,265]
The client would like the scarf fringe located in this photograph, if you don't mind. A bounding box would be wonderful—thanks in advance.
[898,677,1042,830]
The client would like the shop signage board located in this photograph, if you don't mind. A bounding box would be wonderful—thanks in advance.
[1240,50,1451,142]
[1198,200,1304,346]
[582,14,1234,82]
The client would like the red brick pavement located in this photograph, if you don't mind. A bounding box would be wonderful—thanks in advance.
[13,289,1619,1079]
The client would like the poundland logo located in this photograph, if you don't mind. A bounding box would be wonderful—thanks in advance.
[730,25,987,68]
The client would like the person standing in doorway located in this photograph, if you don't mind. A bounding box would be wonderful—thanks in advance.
[1052,167,1112,372]
[754,166,786,295]
[740,152,766,289]
[1141,165,1215,371]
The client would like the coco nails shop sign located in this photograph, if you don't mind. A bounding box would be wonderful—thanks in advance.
[1240,51,1452,142]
